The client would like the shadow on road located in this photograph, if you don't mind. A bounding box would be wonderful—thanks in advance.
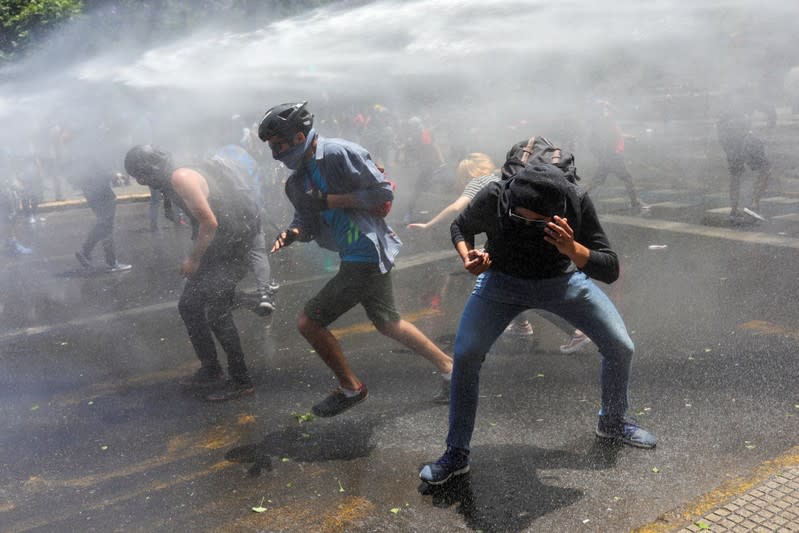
[418,440,622,532]
[225,417,379,477]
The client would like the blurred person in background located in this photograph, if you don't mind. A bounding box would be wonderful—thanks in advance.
[399,115,446,223]
[585,101,649,214]
[716,99,771,224]
[1,149,33,256]
[71,120,132,273]
[215,142,279,316]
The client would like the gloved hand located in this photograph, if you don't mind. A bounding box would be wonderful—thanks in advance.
[271,228,299,253]
[305,188,328,211]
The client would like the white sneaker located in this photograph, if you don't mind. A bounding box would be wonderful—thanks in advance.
[504,320,534,336]
[742,207,766,222]
[559,330,592,354]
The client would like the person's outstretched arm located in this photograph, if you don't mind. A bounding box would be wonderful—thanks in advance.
[407,195,470,230]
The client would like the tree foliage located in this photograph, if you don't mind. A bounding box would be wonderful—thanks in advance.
[0,0,82,61]
[0,0,340,64]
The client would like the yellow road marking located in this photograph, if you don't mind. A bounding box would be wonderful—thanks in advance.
[330,307,440,338]
[740,319,799,338]
[213,496,375,533]
[633,444,799,532]
[5,461,234,533]
[12,426,244,493]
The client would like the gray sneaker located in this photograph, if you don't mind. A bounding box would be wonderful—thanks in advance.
[311,384,368,417]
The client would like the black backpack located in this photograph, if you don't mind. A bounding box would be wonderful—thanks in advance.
[497,136,583,232]
[197,158,260,248]
[501,136,580,184]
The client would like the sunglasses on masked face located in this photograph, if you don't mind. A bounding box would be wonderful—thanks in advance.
[508,197,566,226]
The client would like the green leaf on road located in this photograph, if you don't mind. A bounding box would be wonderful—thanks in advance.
[292,412,314,424]
[651,467,660,473]
[390,508,400,514]
[696,520,710,529]
[252,497,267,513]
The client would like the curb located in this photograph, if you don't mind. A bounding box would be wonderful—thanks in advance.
[37,193,151,213]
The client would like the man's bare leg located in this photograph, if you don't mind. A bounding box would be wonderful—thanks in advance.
[298,312,361,391]
[376,319,453,374]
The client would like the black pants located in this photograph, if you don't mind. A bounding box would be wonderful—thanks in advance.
[178,254,251,384]
[588,153,640,206]
[81,183,117,266]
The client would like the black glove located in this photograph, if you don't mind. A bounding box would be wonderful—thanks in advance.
[273,228,298,250]
[305,188,328,211]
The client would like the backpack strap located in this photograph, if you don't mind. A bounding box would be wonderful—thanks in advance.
[520,136,536,164]
[521,136,563,165]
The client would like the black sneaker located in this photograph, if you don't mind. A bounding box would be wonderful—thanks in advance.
[206,380,255,402]
[595,415,657,448]
[419,447,470,485]
[432,377,450,404]
[178,368,224,388]
[311,384,368,417]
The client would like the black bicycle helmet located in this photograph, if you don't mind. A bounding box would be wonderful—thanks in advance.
[124,144,174,189]
[258,101,314,141]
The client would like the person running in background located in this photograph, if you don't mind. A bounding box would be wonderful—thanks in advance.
[716,99,771,224]
[215,143,278,315]
[408,152,592,350]
[71,121,132,273]
[400,115,446,223]
[585,100,649,214]
[260,101,454,416]
[420,142,655,486]
[1,149,33,256]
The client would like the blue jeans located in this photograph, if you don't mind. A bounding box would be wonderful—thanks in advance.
[446,269,634,451]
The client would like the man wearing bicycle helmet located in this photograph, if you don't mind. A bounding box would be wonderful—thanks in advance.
[260,101,453,417]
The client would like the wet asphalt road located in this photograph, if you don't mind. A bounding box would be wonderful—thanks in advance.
[1,195,799,533]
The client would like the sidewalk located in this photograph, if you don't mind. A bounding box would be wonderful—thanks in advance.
[638,446,799,532]
[678,467,799,532]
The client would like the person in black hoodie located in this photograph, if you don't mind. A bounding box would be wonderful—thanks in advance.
[419,143,656,485]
